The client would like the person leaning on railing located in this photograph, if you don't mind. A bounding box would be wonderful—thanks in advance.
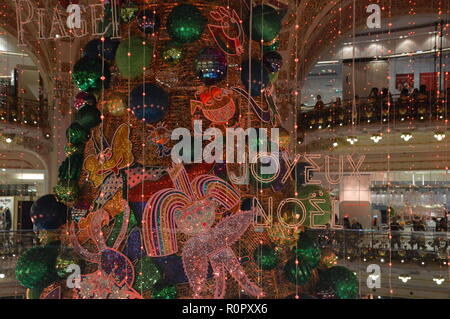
[390,216,403,250]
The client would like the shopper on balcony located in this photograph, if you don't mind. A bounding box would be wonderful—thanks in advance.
[368,87,379,99]
[315,95,325,110]
[351,218,362,230]
[343,216,351,229]
[411,217,426,250]
[390,217,403,249]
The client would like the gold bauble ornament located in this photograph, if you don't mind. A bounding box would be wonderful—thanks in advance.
[278,127,291,150]
[318,248,338,269]
[106,93,127,116]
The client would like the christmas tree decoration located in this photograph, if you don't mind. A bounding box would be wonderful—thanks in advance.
[167,4,206,44]
[115,36,153,79]
[30,194,70,231]
[136,9,161,34]
[267,223,301,249]
[106,92,127,117]
[254,245,279,270]
[15,245,60,289]
[55,248,81,278]
[130,83,169,123]
[66,122,89,146]
[74,91,96,110]
[262,39,280,52]
[54,180,80,203]
[318,248,338,269]
[132,257,162,292]
[58,154,84,181]
[121,2,139,23]
[152,282,177,299]
[208,6,244,56]
[142,164,262,298]
[69,202,142,298]
[295,232,321,268]
[195,47,227,85]
[161,43,183,65]
[26,288,43,299]
[84,124,134,188]
[244,5,282,42]
[190,87,235,125]
[76,105,102,130]
[263,51,283,73]
[240,59,269,96]
[82,38,119,61]
[318,266,359,299]
[284,257,312,286]
[278,127,291,150]
[72,56,111,92]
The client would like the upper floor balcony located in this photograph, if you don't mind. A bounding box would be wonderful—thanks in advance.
[298,92,449,133]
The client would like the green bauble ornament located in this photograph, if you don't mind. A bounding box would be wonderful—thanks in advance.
[244,5,282,43]
[295,232,321,268]
[26,287,43,299]
[15,245,59,289]
[121,2,139,23]
[284,257,312,285]
[76,105,102,130]
[66,122,89,146]
[72,56,110,92]
[55,248,80,278]
[318,266,359,299]
[297,185,332,227]
[116,36,153,79]
[167,4,206,44]
[54,180,80,203]
[263,39,280,53]
[152,282,177,299]
[254,245,279,270]
[161,44,183,65]
[133,257,162,292]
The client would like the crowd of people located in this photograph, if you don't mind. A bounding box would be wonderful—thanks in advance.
[311,85,450,109]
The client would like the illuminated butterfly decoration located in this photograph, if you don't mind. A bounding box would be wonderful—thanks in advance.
[142,163,264,299]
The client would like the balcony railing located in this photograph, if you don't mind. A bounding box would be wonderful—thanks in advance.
[306,228,449,263]
[0,82,50,130]
[298,94,449,131]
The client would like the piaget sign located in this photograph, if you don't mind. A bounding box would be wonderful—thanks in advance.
[14,0,121,46]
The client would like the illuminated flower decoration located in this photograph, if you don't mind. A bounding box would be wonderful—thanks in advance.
[142,164,263,298]
[69,200,142,299]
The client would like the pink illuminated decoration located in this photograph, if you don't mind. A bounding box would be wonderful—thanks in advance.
[142,164,262,298]
[208,7,244,56]
[182,210,264,298]
[191,87,236,126]
[142,163,240,256]
[69,200,142,299]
